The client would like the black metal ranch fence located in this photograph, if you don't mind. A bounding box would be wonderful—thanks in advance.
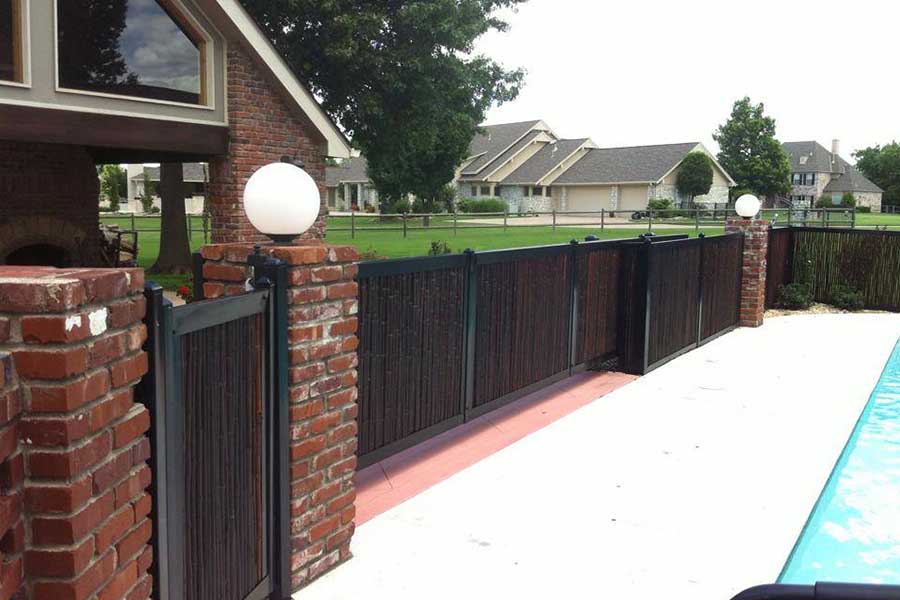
[766,227,900,311]
[357,231,744,465]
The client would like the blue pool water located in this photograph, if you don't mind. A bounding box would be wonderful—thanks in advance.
[780,340,900,585]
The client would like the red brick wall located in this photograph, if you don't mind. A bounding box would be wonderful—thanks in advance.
[0,352,24,599]
[209,47,329,244]
[0,142,101,266]
[0,267,152,600]
[200,242,358,590]
[726,218,769,327]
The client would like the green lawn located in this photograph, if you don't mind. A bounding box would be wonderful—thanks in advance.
[325,225,725,259]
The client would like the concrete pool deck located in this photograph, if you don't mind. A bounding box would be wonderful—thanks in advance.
[299,313,900,600]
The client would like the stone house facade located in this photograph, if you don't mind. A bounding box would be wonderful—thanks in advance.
[783,140,883,210]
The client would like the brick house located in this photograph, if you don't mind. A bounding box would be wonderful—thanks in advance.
[0,0,351,268]
[783,140,883,210]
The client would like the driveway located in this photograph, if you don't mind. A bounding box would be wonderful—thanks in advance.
[299,313,900,600]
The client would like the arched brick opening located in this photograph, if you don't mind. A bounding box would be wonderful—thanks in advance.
[0,216,96,266]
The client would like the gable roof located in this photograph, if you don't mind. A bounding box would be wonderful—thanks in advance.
[197,0,351,157]
[459,130,547,182]
[553,142,701,185]
[326,156,369,187]
[502,139,589,185]
[783,141,837,173]
[461,121,546,176]
[823,163,883,194]
[783,141,883,193]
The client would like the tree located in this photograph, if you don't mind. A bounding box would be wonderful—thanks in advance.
[139,172,155,213]
[149,164,192,275]
[854,142,900,207]
[676,152,714,203]
[241,0,525,210]
[713,97,791,199]
[99,165,127,212]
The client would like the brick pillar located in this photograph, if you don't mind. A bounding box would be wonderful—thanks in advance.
[726,218,770,327]
[199,242,359,590]
[0,267,153,600]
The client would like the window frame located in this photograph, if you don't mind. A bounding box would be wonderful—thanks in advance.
[0,0,29,87]
[52,0,215,110]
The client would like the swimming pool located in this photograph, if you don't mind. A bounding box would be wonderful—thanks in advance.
[780,339,900,585]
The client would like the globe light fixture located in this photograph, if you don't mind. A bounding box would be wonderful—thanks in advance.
[734,194,761,219]
[243,160,321,244]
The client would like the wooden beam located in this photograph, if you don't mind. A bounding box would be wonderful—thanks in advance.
[0,104,229,156]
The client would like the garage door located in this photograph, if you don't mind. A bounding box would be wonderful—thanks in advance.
[566,186,611,212]
[619,185,649,211]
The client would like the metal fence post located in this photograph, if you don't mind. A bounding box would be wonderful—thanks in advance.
[402,214,408,238]
[131,213,136,232]
[552,209,557,231]
[696,233,705,346]
[504,209,509,233]
[852,208,857,229]
[567,239,579,373]
[641,235,653,374]
[253,258,291,600]
[454,212,458,236]
[462,249,478,418]
[648,209,653,232]
[351,211,356,239]
[695,208,700,234]
[601,208,605,232]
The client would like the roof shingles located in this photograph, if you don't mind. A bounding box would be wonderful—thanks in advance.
[552,142,699,185]
[503,139,588,185]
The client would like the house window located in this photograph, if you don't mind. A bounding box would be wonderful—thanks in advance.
[808,173,816,185]
[494,186,503,196]
[532,186,543,197]
[327,188,337,208]
[471,186,478,197]
[545,187,553,198]
[480,185,491,197]
[792,173,801,185]
[57,0,208,105]
[522,186,530,197]
[0,0,23,83]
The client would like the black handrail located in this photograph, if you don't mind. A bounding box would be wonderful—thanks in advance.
[732,583,900,599]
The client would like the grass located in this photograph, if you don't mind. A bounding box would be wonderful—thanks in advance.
[325,225,725,259]
[101,216,208,290]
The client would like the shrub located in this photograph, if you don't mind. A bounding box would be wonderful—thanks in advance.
[428,240,454,256]
[458,198,507,213]
[831,284,864,311]
[648,198,673,218]
[856,206,872,213]
[815,196,833,208]
[149,206,160,214]
[840,193,856,208]
[386,199,411,214]
[778,282,813,309]
[364,204,377,213]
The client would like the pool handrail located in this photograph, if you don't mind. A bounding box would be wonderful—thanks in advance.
[732,583,900,599]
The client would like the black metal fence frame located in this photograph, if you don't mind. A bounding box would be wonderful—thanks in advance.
[142,255,292,600]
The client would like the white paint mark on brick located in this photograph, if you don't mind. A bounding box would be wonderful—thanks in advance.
[89,308,108,336]
[64,314,83,332]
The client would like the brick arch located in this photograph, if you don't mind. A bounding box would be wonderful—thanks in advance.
[0,216,96,266]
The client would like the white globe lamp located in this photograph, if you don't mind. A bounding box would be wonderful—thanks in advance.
[734,194,761,219]
[243,161,321,244]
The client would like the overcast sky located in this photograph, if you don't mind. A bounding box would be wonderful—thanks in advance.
[475,0,896,162]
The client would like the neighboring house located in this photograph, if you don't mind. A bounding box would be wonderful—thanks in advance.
[122,163,208,215]
[0,0,350,267]
[459,121,734,213]
[325,156,380,212]
[334,120,734,214]
[783,140,883,210]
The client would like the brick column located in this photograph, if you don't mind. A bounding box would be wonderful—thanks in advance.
[0,267,152,600]
[726,218,770,327]
[200,242,359,590]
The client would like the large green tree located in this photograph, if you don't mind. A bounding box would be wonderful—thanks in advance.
[98,164,127,211]
[241,0,526,210]
[676,152,714,203]
[713,97,791,199]
[853,142,900,207]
